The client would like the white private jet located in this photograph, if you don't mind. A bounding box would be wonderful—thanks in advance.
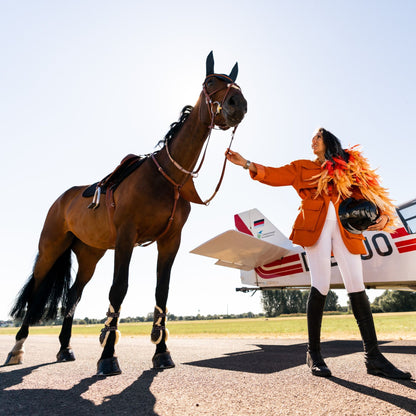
[191,199,416,292]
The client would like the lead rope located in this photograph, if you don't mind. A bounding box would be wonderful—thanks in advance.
[201,125,236,205]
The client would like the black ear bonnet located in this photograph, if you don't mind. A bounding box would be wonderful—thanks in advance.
[205,51,238,83]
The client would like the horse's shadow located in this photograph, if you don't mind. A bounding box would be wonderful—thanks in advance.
[0,364,159,416]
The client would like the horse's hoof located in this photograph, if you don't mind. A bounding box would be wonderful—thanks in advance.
[4,351,24,366]
[56,348,76,362]
[152,351,175,370]
[96,357,122,376]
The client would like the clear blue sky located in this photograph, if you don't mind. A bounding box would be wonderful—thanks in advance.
[1,1,415,320]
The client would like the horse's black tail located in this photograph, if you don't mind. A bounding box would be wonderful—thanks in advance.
[10,248,73,325]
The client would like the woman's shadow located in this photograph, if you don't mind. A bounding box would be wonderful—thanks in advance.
[329,376,416,415]
[0,363,159,416]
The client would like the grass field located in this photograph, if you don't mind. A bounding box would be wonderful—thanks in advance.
[1,312,415,340]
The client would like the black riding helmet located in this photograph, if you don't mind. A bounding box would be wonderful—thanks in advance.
[338,198,379,234]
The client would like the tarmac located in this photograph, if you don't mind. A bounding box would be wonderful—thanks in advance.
[1,335,415,415]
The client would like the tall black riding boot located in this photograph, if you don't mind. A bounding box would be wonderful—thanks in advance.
[306,287,332,377]
[349,291,411,380]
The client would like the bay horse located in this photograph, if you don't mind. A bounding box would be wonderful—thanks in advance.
[4,51,247,375]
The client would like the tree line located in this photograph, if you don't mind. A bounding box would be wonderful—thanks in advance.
[4,290,414,327]
[261,289,416,317]
[5,311,266,327]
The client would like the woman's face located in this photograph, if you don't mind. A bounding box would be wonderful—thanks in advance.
[312,131,326,159]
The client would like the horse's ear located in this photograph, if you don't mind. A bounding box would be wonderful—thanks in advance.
[229,62,238,82]
[206,51,214,76]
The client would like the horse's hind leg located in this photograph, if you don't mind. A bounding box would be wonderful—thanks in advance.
[5,196,75,366]
[4,235,73,366]
[4,323,29,365]
[151,234,181,370]
[57,242,106,362]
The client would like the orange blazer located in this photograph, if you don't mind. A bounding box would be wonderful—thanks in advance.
[250,159,367,255]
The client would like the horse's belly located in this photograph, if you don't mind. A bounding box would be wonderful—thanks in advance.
[65,194,116,250]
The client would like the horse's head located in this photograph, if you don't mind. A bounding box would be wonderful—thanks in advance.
[202,51,247,130]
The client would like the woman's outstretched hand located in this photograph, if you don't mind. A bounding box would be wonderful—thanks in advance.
[225,149,246,167]
[225,149,257,174]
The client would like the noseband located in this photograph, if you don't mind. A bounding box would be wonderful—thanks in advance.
[202,74,241,129]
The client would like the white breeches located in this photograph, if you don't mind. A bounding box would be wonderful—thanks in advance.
[305,202,365,296]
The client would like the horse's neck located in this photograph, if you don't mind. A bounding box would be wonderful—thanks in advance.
[162,98,210,181]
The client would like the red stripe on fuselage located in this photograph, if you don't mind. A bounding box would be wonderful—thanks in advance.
[391,227,409,239]
[255,254,303,279]
[397,245,416,254]
[394,236,416,253]
[394,238,416,248]
[256,264,304,279]
[262,253,301,268]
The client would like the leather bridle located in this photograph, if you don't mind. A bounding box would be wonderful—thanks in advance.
[143,75,241,246]
[164,74,240,178]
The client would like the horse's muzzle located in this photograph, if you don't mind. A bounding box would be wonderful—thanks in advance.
[222,95,247,127]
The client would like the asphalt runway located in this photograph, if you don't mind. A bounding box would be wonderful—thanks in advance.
[0,335,415,416]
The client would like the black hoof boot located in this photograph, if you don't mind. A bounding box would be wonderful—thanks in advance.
[152,351,175,370]
[56,348,76,362]
[307,350,332,377]
[96,357,122,376]
[366,353,411,380]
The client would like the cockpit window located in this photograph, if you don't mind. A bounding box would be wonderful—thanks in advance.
[396,199,416,234]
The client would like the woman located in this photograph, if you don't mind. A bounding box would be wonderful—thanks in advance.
[226,128,411,379]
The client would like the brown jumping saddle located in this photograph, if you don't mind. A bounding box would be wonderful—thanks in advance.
[82,154,146,209]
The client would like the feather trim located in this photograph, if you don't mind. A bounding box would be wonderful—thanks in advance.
[310,145,397,231]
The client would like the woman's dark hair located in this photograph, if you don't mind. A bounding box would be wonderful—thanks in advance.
[319,128,349,164]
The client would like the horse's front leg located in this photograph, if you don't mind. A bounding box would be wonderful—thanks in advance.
[96,232,135,376]
[151,234,181,370]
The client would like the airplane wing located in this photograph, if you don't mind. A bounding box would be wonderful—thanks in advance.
[190,229,292,270]
[192,205,416,292]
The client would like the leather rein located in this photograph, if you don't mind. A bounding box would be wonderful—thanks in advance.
[141,76,240,246]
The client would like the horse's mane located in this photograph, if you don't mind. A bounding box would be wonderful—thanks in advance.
[157,105,194,148]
